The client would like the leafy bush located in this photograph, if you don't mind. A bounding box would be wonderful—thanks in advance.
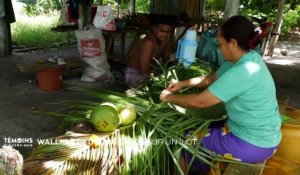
[282,5,300,33]
[136,0,150,13]
[102,0,149,13]
[24,0,62,16]
[206,0,226,11]
[239,1,300,34]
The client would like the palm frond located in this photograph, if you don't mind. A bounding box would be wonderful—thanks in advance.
[25,131,121,175]
[26,60,259,174]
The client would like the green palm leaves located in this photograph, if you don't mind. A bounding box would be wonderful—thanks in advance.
[25,60,246,175]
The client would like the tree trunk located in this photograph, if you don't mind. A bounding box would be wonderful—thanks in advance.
[223,0,239,21]
[266,0,285,57]
[129,0,135,14]
[58,0,69,25]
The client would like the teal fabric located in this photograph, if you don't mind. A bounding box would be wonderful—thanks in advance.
[208,50,282,148]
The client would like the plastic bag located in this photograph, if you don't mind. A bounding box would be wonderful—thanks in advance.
[196,29,224,69]
[93,5,116,31]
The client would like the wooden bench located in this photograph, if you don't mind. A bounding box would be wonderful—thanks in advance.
[209,161,266,175]
[222,161,266,175]
[51,24,78,44]
[51,25,148,61]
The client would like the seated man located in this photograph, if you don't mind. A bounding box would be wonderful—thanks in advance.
[125,15,175,88]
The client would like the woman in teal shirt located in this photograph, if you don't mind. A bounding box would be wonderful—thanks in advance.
[160,15,281,173]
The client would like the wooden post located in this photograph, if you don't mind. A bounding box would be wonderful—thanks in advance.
[0,18,9,56]
[78,4,84,30]
[266,0,286,57]
[78,0,92,30]
[0,0,9,56]
[0,0,15,56]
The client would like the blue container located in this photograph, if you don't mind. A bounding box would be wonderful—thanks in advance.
[176,29,198,67]
[176,39,198,67]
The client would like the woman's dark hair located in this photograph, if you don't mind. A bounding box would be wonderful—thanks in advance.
[220,15,256,51]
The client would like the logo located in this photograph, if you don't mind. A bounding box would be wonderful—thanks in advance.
[3,137,33,147]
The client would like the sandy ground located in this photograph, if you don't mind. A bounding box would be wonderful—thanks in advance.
[0,38,299,157]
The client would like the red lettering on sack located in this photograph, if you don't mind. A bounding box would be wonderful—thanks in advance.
[102,11,107,17]
[81,39,101,48]
[80,39,102,57]
[81,49,101,57]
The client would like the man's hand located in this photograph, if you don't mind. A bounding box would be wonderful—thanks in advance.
[160,89,172,102]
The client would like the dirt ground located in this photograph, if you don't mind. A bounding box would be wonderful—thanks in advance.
[0,45,128,155]
[0,38,299,158]
[265,39,300,107]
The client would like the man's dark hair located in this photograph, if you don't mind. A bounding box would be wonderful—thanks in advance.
[148,14,178,27]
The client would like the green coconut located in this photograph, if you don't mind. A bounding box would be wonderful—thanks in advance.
[118,105,137,126]
[90,105,120,132]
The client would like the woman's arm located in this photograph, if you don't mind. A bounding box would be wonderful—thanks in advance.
[181,73,217,88]
[168,73,217,92]
[160,88,221,109]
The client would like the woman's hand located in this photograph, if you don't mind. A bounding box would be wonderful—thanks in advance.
[166,80,182,92]
[160,89,172,102]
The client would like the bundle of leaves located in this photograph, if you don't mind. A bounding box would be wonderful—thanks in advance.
[128,59,213,103]
[25,88,232,175]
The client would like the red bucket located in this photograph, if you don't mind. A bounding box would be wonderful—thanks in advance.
[36,67,64,91]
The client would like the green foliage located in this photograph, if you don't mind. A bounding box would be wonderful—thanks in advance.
[204,0,225,24]
[205,0,226,11]
[101,0,119,7]
[24,0,62,16]
[201,0,300,28]
[240,0,278,15]
[136,0,150,13]
[27,85,249,175]
[130,60,213,103]
[239,0,277,23]
[282,5,300,34]
[119,2,130,9]
[103,0,149,13]
[239,1,300,34]
[11,16,75,47]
